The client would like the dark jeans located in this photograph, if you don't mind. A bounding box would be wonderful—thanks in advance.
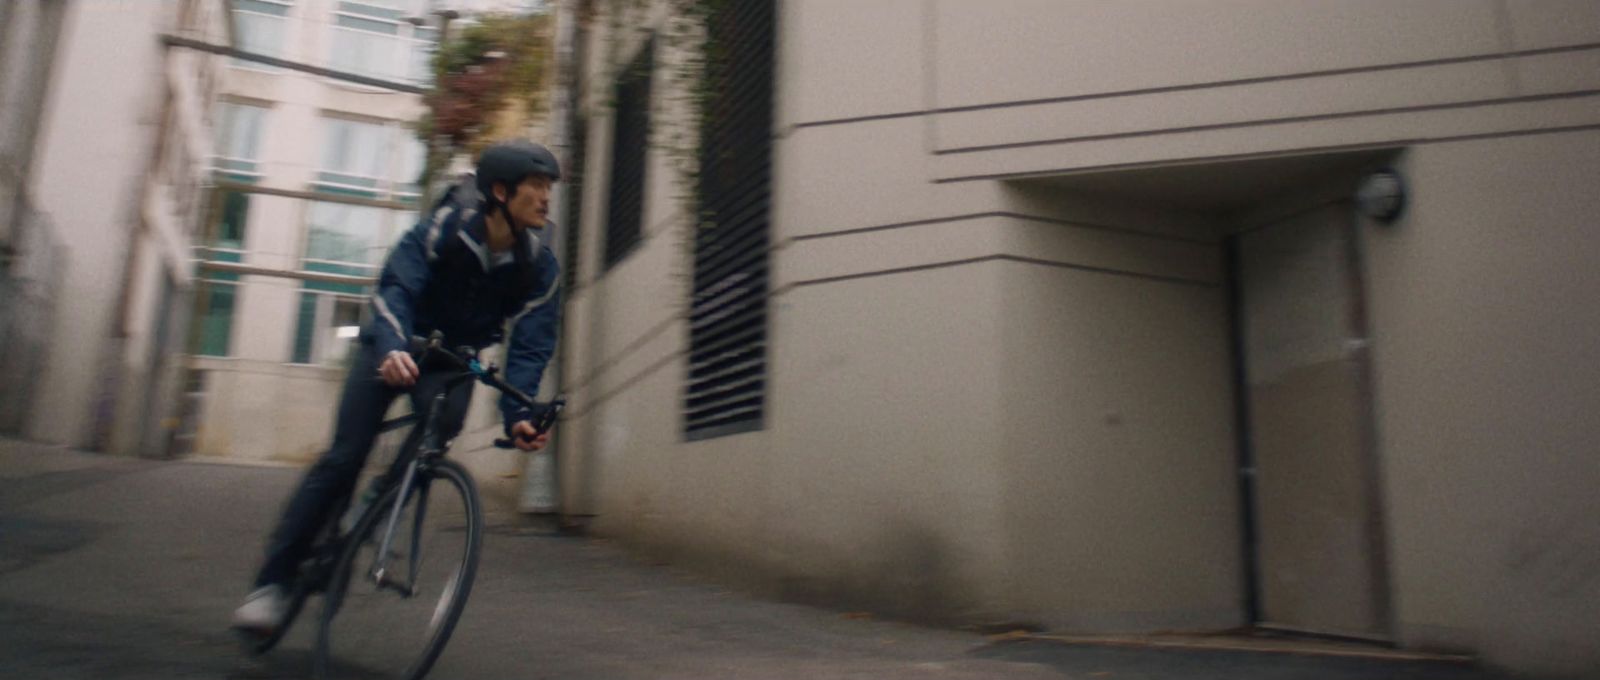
[253,343,473,589]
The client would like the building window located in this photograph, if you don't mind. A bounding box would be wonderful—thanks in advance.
[318,117,389,192]
[410,26,438,85]
[603,37,653,270]
[230,0,293,70]
[304,200,392,269]
[291,199,415,365]
[395,134,427,199]
[316,116,421,201]
[214,101,269,180]
[193,278,238,357]
[328,0,437,85]
[215,190,251,250]
[292,292,367,366]
[685,0,774,440]
[192,187,252,358]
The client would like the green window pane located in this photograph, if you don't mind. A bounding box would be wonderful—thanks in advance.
[194,282,236,357]
[292,292,318,363]
[216,191,250,249]
[216,171,260,185]
[316,171,381,188]
[303,260,372,295]
[236,0,290,17]
[339,1,404,21]
[305,200,389,271]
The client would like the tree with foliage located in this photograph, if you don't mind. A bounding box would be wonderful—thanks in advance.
[416,11,554,195]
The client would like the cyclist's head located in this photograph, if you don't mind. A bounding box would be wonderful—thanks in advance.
[475,139,561,230]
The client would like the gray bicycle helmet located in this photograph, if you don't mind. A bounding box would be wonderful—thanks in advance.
[475,139,561,202]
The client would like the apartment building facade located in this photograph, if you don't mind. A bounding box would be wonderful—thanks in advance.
[553,1,1600,676]
[187,0,548,467]
[14,0,230,456]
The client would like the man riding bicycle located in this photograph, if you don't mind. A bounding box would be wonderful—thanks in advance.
[232,139,563,633]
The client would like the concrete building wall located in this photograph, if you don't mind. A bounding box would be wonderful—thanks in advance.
[990,197,1238,632]
[924,0,1600,181]
[1365,132,1600,676]
[28,1,173,448]
[559,0,1600,676]
[0,0,71,251]
[22,0,227,456]
[0,0,72,436]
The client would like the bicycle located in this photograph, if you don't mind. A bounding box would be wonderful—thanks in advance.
[241,332,564,680]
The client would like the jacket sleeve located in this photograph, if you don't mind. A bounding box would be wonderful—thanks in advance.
[370,219,436,357]
[501,246,562,432]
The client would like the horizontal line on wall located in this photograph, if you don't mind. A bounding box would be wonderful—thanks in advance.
[935,121,1600,184]
[791,109,929,129]
[564,313,683,393]
[790,211,1216,246]
[563,257,1214,416]
[571,211,683,295]
[566,348,684,420]
[935,88,1600,155]
[781,254,1216,292]
[789,41,1600,130]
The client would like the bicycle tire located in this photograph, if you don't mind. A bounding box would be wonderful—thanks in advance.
[315,458,483,680]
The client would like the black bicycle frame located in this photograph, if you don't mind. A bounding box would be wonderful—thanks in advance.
[369,371,477,597]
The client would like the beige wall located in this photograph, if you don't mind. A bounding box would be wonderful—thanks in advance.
[561,1,1600,675]
[988,190,1238,631]
[28,1,173,448]
[0,0,70,250]
[1365,132,1600,676]
[925,0,1600,182]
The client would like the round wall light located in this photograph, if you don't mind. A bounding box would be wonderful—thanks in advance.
[1356,168,1407,224]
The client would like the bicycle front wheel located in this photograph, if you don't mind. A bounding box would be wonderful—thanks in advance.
[316,459,483,680]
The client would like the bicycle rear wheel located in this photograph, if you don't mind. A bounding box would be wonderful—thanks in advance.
[315,459,483,680]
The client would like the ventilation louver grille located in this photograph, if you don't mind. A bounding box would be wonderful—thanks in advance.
[685,0,775,440]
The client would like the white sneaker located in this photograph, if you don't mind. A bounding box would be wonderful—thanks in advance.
[231,585,288,632]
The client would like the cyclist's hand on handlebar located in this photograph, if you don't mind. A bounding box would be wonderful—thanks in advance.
[379,350,420,387]
[509,420,549,451]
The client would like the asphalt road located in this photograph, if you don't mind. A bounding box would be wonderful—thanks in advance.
[0,442,1060,679]
[0,440,1511,680]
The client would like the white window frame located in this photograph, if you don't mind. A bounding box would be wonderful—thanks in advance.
[316,116,391,192]
[300,200,417,270]
[327,0,437,85]
[292,203,416,366]
[213,100,270,179]
[314,115,426,200]
[298,291,368,366]
[229,0,294,74]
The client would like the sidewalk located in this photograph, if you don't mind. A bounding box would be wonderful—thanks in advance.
[0,437,1512,679]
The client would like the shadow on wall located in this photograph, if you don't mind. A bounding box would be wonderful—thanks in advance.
[768,519,986,628]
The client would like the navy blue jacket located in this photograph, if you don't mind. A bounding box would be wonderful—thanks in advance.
[362,180,561,433]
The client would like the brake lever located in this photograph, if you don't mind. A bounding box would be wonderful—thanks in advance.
[492,398,566,449]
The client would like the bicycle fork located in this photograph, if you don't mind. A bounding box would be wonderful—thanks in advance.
[371,462,419,597]
[370,393,447,597]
